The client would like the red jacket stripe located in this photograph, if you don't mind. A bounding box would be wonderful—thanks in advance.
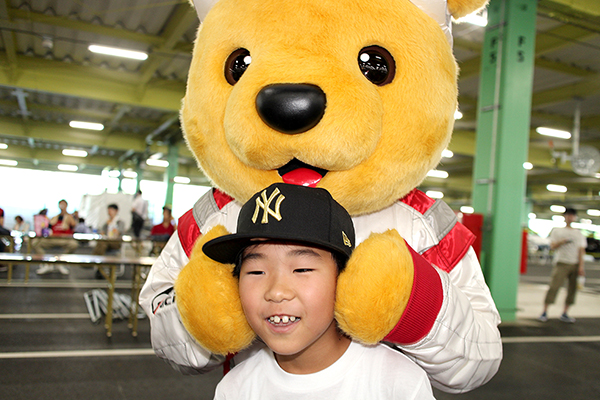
[383,241,444,344]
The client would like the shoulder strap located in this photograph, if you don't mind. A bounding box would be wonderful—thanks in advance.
[178,188,234,257]
[400,189,475,272]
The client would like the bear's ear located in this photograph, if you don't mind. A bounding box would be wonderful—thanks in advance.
[447,0,489,19]
[189,0,219,21]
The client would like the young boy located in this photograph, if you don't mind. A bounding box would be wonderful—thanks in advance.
[202,183,434,399]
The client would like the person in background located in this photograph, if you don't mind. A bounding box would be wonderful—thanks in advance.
[34,199,78,275]
[538,208,587,323]
[13,216,30,233]
[0,208,11,271]
[93,204,125,255]
[149,206,177,256]
[131,190,148,238]
[74,218,92,234]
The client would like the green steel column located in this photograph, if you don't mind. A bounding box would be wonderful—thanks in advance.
[164,141,179,207]
[471,0,537,321]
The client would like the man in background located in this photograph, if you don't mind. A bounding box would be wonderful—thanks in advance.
[34,199,78,275]
[131,190,148,238]
[538,208,587,323]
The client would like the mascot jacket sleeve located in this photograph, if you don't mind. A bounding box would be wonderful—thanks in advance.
[139,189,502,393]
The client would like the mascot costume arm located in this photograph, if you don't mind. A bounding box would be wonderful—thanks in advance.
[140,0,502,393]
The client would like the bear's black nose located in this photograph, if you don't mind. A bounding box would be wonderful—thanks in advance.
[256,84,326,135]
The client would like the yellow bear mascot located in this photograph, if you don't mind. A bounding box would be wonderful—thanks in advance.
[139,0,502,393]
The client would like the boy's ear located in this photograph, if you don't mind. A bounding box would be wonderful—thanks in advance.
[188,0,219,20]
[447,0,489,19]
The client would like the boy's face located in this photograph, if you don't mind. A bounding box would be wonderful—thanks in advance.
[238,242,340,361]
[108,207,118,219]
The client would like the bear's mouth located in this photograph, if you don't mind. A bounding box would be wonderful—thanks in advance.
[277,159,328,187]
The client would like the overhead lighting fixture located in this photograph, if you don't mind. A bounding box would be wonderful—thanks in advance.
[550,205,566,213]
[536,127,571,139]
[552,215,565,223]
[88,44,148,61]
[58,164,78,172]
[0,159,18,166]
[426,190,444,199]
[69,121,104,131]
[454,110,463,120]
[0,143,7,149]
[460,206,474,214]
[456,10,488,27]
[523,162,533,170]
[122,170,138,179]
[174,176,191,184]
[580,218,592,225]
[146,159,169,167]
[62,149,88,157]
[426,170,449,179]
[442,149,454,158]
[528,213,536,220]
[108,170,121,178]
[587,209,600,217]
[547,184,567,193]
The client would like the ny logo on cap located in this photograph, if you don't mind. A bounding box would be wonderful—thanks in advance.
[252,188,285,224]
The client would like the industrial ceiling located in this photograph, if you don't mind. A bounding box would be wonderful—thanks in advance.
[0,0,599,222]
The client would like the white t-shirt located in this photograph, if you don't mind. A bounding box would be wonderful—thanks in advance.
[550,227,586,264]
[213,341,434,400]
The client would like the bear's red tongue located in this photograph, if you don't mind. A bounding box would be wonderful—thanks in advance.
[281,168,322,187]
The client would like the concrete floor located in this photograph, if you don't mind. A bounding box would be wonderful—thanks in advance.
[1,258,599,399]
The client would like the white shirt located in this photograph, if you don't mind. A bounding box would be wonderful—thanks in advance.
[132,195,149,219]
[214,341,434,400]
[550,227,586,264]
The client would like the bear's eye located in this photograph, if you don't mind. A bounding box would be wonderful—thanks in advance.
[225,48,252,85]
[358,46,395,86]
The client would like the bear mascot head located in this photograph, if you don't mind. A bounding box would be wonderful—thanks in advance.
[174,0,489,355]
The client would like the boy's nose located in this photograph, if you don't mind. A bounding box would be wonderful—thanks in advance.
[265,276,294,302]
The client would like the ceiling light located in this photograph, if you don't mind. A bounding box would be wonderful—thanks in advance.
[108,170,121,178]
[460,206,474,214]
[442,149,454,158]
[0,143,7,149]
[426,190,444,199]
[174,176,191,184]
[427,170,449,179]
[547,184,567,193]
[523,162,533,170]
[457,11,488,27]
[122,170,138,179]
[550,205,566,213]
[0,159,18,166]
[587,209,600,217]
[88,44,148,61]
[454,110,463,120]
[536,127,571,139]
[528,213,536,219]
[580,218,592,225]
[146,159,169,167]
[58,164,78,172]
[69,121,104,131]
[552,215,565,223]
[62,149,88,157]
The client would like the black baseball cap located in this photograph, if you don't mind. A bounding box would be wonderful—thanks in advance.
[202,183,355,264]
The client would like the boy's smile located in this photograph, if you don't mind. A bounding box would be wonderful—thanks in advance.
[238,242,350,374]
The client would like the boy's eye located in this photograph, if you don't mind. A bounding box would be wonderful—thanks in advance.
[245,270,264,275]
[294,268,314,273]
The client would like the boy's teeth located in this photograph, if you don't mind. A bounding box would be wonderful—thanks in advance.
[268,315,297,324]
